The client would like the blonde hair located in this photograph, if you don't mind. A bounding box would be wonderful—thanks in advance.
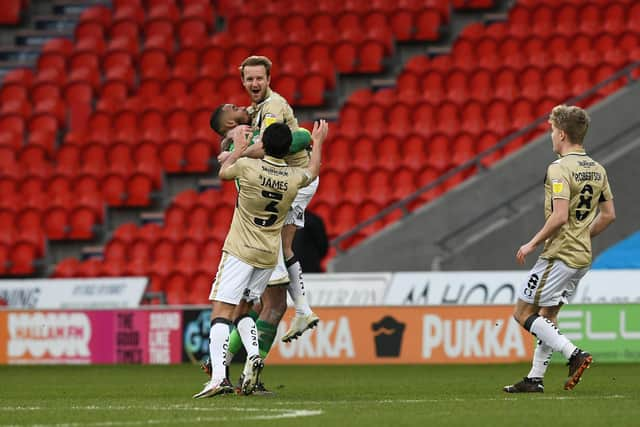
[239,55,272,79]
[549,105,591,144]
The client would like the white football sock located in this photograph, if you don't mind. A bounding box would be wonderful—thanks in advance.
[529,316,577,359]
[225,346,234,366]
[286,258,312,316]
[209,321,231,382]
[528,340,553,379]
[236,316,259,359]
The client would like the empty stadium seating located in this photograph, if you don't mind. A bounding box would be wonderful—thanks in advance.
[3,0,639,304]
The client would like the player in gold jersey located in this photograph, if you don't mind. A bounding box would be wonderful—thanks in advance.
[207,57,319,375]
[193,120,329,399]
[236,58,320,342]
[504,105,616,393]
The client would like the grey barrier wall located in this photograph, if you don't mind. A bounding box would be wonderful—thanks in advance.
[331,80,640,272]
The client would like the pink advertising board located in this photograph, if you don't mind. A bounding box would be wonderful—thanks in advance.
[0,310,182,365]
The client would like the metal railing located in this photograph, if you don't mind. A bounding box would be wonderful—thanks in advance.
[330,61,640,253]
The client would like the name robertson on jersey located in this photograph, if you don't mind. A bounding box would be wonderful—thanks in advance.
[260,174,289,192]
[573,171,602,182]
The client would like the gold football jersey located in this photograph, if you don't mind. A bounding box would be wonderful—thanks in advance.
[222,156,312,268]
[540,149,613,268]
[249,88,310,168]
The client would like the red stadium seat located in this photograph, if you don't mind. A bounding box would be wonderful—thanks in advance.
[477,131,502,167]
[530,6,554,36]
[486,100,512,135]
[461,100,485,135]
[421,70,445,105]
[579,4,601,35]
[43,206,69,240]
[390,9,414,41]
[524,37,550,69]
[343,169,368,205]
[102,173,127,206]
[358,40,386,74]
[468,68,493,103]
[331,202,358,236]
[333,41,358,74]
[555,4,578,37]
[298,73,326,106]
[53,257,81,278]
[101,258,127,277]
[391,169,417,202]
[178,18,208,50]
[376,135,401,171]
[127,173,154,206]
[401,134,428,171]
[425,133,451,172]
[476,37,500,71]
[184,139,212,173]
[69,206,98,239]
[415,8,441,41]
[366,169,393,205]
[9,241,38,275]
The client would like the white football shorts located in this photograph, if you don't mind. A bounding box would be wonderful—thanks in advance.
[284,176,319,227]
[209,252,274,304]
[518,257,589,307]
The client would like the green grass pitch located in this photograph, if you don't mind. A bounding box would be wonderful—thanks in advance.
[0,363,638,427]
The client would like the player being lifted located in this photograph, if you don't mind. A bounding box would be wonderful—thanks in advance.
[193,119,328,398]
[504,105,615,393]
[204,56,321,391]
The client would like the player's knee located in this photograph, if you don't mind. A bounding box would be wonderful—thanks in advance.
[512,309,533,328]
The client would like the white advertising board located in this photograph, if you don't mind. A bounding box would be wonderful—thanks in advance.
[384,270,640,306]
[288,273,392,307]
[0,277,148,309]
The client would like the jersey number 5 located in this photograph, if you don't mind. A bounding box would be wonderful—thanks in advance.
[254,190,283,227]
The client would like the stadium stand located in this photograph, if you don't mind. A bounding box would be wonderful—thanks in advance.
[1,0,639,303]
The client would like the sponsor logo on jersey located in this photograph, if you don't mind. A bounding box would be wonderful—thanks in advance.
[552,179,564,194]
[263,113,278,128]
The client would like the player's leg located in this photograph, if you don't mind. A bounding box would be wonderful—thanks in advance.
[505,259,591,392]
[281,178,320,342]
[237,267,272,395]
[201,301,258,379]
[504,304,559,393]
[526,305,561,378]
[193,254,250,398]
[193,301,237,398]
[258,239,291,354]
[257,285,287,357]
[205,263,286,391]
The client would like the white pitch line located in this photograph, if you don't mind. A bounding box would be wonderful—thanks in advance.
[0,408,323,427]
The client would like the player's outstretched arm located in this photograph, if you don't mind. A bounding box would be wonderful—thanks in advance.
[306,120,329,181]
[590,199,616,237]
[219,125,250,180]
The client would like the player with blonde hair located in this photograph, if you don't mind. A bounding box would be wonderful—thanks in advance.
[504,105,616,393]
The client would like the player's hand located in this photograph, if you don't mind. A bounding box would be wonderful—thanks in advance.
[311,120,329,145]
[229,125,251,150]
[217,151,231,163]
[516,242,535,265]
